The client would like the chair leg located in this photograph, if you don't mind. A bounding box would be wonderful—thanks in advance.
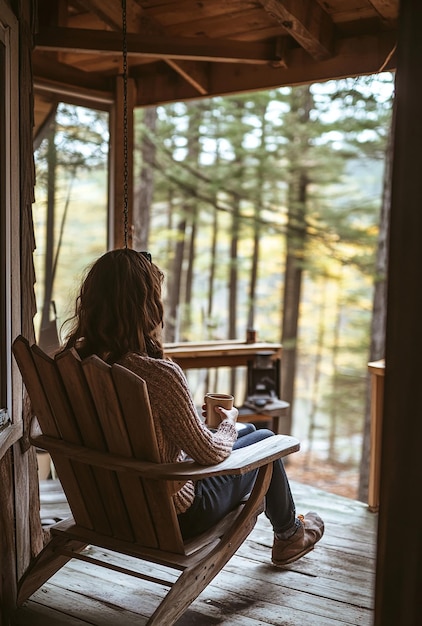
[147,463,273,625]
[17,533,88,605]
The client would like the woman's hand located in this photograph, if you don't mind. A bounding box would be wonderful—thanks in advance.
[202,403,238,427]
[217,405,238,426]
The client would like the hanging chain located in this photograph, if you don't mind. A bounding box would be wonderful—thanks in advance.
[122,0,129,248]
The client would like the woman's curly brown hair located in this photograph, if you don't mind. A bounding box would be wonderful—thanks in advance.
[63,249,164,363]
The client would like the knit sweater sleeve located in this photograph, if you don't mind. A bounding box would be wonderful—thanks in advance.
[122,354,237,465]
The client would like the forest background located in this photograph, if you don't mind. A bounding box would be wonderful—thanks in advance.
[32,72,394,502]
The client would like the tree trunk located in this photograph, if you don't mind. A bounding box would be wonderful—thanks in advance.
[166,216,186,342]
[308,276,328,460]
[207,208,218,328]
[229,195,241,342]
[280,85,312,435]
[328,271,343,462]
[247,102,268,332]
[163,187,183,343]
[206,127,222,339]
[133,106,157,251]
[182,103,202,339]
[183,219,197,339]
[358,101,394,501]
[40,117,57,336]
[280,172,308,433]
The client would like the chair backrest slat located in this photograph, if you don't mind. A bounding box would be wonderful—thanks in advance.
[12,336,60,437]
[111,364,161,462]
[31,345,82,443]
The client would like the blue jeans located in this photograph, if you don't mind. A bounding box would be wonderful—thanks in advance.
[178,425,296,539]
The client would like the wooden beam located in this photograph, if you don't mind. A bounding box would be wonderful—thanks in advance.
[34,80,113,108]
[165,59,209,96]
[258,0,334,61]
[81,0,144,32]
[34,27,281,65]
[33,28,397,110]
[79,0,209,94]
[135,62,203,106]
[368,0,398,22]
[33,52,113,93]
[134,31,397,107]
[375,3,422,626]
[208,31,396,94]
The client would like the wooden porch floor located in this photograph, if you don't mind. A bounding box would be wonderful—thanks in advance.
[12,479,377,626]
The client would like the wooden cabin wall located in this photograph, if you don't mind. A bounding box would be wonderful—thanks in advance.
[0,1,43,623]
[375,1,422,624]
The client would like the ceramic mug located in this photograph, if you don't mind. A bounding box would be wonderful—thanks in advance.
[204,393,234,428]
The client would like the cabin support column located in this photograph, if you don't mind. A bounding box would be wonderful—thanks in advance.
[375,1,422,624]
[110,76,135,249]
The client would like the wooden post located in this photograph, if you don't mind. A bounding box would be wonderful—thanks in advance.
[367,360,385,512]
[110,75,135,249]
[375,1,422,624]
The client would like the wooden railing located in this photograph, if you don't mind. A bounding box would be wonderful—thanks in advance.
[164,340,289,433]
[367,359,385,512]
[164,340,282,369]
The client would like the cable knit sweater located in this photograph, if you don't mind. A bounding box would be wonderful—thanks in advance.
[120,353,238,514]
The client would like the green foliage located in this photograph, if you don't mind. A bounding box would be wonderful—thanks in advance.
[33,104,109,337]
[34,74,394,467]
[36,104,109,184]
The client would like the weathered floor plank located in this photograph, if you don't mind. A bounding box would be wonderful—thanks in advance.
[12,480,377,626]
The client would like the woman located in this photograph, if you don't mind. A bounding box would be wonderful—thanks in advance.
[63,248,324,566]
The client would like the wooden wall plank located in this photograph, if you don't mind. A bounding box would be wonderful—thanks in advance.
[0,451,17,620]
[10,1,44,622]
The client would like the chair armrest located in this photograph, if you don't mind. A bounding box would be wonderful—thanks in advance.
[32,433,300,481]
[156,435,300,480]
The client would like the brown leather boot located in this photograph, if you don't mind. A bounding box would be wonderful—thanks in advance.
[272,512,324,566]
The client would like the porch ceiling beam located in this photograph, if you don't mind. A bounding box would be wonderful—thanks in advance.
[33,29,396,109]
[134,31,396,107]
[71,0,210,95]
[34,27,281,65]
[257,0,334,61]
[34,79,114,106]
[32,52,113,94]
[80,0,145,32]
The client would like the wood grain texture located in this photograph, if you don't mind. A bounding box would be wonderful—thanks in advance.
[13,479,377,626]
[11,337,297,624]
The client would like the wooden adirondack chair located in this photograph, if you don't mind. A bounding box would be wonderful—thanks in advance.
[12,335,300,625]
